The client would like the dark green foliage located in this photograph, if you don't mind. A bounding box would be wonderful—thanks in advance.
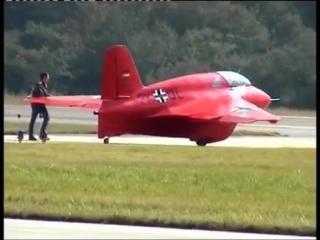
[4,2,316,109]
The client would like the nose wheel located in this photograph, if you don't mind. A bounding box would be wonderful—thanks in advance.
[196,140,207,147]
[195,138,212,147]
[103,138,109,144]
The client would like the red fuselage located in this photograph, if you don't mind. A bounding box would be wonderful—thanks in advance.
[98,72,271,143]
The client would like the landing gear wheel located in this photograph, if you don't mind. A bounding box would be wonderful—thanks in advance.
[196,139,208,147]
[103,138,109,144]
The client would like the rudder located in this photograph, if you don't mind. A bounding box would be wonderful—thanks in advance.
[100,45,144,100]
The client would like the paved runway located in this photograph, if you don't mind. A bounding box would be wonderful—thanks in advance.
[3,134,316,148]
[4,104,317,138]
[4,219,315,239]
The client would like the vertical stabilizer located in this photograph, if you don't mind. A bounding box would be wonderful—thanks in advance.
[100,45,144,100]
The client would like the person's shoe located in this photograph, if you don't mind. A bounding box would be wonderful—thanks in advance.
[28,135,38,141]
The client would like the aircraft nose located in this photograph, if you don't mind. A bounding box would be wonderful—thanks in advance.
[243,87,271,109]
[258,90,271,109]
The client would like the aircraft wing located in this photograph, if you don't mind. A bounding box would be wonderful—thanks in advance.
[216,99,280,124]
[23,95,102,110]
[149,96,280,124]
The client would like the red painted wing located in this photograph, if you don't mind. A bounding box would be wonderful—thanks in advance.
[216,97,280,124]
[24,96,102,110]
[149,96,280,124]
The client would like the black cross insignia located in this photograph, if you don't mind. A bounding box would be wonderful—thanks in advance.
[153,89,168,103]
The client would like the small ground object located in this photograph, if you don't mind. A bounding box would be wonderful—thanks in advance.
[40,131,48,143]
[17,130,24,143]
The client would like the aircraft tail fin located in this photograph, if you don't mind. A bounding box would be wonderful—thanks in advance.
[100,45,144,100]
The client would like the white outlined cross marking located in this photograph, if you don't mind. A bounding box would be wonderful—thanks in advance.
[153,89,168,103]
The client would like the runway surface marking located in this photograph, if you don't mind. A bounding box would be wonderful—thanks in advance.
[4,134,316,148]
[4,219,315,240]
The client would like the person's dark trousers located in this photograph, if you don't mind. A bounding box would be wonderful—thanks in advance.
[28,103,50,138]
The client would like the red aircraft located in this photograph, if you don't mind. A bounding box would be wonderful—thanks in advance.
[25,45,280,146]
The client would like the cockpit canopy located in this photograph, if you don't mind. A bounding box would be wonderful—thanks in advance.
[217,71,252,87]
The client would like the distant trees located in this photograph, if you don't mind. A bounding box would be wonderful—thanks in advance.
[4,1,316,109]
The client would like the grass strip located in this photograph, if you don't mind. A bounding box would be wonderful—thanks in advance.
[4,143,316,236]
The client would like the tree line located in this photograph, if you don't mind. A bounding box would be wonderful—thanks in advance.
[4,1,316,109]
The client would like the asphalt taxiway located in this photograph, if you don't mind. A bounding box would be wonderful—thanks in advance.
[4,104,317,138]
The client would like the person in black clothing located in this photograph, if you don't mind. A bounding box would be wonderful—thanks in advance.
[28,72,51,141]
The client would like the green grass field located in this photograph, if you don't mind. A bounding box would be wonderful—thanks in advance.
[4,121,283,137]
[4,93,316,117]
[4,143,316,235]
